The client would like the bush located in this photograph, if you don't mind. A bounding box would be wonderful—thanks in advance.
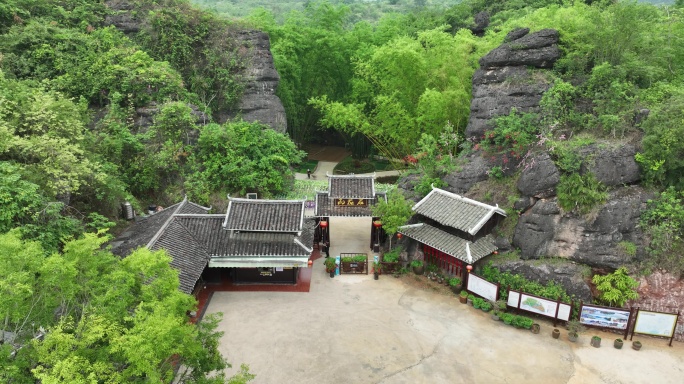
[480,109,539,157]
[449,277,462,287]
[592,267,639,307]
[556,173,608,214]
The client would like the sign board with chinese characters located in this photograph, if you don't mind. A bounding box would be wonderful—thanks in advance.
[334,198,369,207]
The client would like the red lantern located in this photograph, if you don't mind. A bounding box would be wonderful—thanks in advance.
[373,221,382,228]
[466,265,473,273]
[493,250,499,255]
[397,233,403,239]
[307,260,313,268]
[320,220,328,228]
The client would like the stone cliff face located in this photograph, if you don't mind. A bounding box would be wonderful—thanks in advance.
[465,28,560,139]
[439,27,656,310]
[104,2,287,133]
[218,30,287,133]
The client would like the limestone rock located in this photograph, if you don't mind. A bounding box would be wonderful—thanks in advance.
[219,30,287,133]
[104,0,141,33]
[513,186,653,269]
[465,29,560,139]
[517,152,560,198]
[578,144,641,187]
[470,11,490,36]
[443,152,492,194]
[492,259,592,302]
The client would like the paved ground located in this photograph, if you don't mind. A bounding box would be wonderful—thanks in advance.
[205,220,684,384]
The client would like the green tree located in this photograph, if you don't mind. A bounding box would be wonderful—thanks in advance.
[592,267,639,307]
[371,189,414,248]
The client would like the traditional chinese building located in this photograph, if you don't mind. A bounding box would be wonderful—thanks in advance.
[398,187,506,278]
[314,173,387,251]
[111,196,315,294]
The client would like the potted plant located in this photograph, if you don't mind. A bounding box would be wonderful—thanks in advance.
[449,277,462,294]
[373,262,382,280]
[491,310,500,321]
[341,256,353,272]
[552,328,560,339]
[472,297,483,309]
[410,259,424,275]
[530,323,541,334]
[353,254,367,273]
[502,313,514,326]
[459,290,468,304]
[324,258,337,278]
[566,320,584,343]
[467,294,475,306]
[480,301,493,312]
[496,299,508,314]
[590,335,601,348]
[632,340,642,351]
[614,338,623,349]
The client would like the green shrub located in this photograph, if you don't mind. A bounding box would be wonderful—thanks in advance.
[592,267,639,307]
[352,255,367,262]
[480,109,539,157]
[556,173,608,214]
[449,277,462,287]
[488,166,505,180]
[640,187,684,274]
[410,259,423,268]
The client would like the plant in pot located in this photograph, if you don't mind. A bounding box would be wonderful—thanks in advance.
[410,259,424,275]
[480,301,493,312]
[353,254,367,272]
[467,294,475,306]
[632,340,642,351]
[496,299,508,314]
[449,277,462,294]
[530,323,541,334]
[341,256,353,272]
[491,310,500,321]
[324,258,337,278]
[373,262,382,280]
[472,297,483,309]
[590,335,601,348]
[614,338,623,349]
[459,290,468,304]
[566,320,584,343]
[501,313,514,326]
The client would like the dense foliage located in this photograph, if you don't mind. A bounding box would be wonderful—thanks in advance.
[0,231,249,383]
[481,262,573,304]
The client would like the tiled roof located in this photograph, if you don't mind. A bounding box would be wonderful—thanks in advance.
[328,174,375,199]
[315,191,386,217]
[111,199,206,257]
[412,188,506,236]
[150,219,210,294]
[177,201,211,214]
[172,215,314,257]
[398,223,497,263]
[223,198,305,232]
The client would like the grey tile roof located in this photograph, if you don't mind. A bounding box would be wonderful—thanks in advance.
[177,201,211,214]
[328,174,375,199]
[413,188,506,235]
[398,223,497,263]
[224,198,305,232]
[173,215,314,257]
[315,191,386,217]
[110,201,185,257]
[150,219,210,294]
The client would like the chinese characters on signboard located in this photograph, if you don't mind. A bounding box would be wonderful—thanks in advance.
[334,198,368,207]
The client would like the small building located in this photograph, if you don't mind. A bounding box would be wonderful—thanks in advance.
[398,187,506,278]
[314,173,387,251]
[111,197,315,294]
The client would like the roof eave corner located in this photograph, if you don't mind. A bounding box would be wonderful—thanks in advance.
[412,188,437,212]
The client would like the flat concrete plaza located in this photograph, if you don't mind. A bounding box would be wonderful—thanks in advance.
[204,218,684,384]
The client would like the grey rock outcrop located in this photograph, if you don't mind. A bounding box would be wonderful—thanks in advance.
[491,259,592,302]
[220,30,287,133]
[443,152,492,194]
[513,186,653,269]
[104,0,141,33]
[517,152,560,198]
[465,28,560,139]
[470,11,490,36]
[578,144,641,186]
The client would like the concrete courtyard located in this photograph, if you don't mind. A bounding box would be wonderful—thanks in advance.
[204,218,684,384]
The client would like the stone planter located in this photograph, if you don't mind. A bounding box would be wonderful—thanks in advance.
[531,324,540,334]
[614,339,623,349]
[412,265,424,275]
[568,332,578,343]
[591,336,601,348]
[552,329,560,339]
[632,341,642,351]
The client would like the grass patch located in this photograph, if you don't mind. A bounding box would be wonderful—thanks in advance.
[295,159,319,174]
[333,156,375,174]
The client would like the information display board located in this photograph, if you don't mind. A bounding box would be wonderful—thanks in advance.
[634,310,678,338]
[520,294,558,318]
[579,305,630,330]
[467,273,498,302]
[507,291,520,308]
[557,303,572,321]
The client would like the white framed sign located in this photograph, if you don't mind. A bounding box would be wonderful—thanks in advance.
[520,294,558,318]
[507,291,520,308]
[634,311,678,338]
[579,305,630,330]
[467,273,498,302]
[557,303,572,321]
